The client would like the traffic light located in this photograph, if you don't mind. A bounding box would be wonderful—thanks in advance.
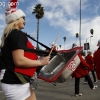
[84,43,90,50]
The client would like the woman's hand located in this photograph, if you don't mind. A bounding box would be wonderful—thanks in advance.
[40,56,50,66]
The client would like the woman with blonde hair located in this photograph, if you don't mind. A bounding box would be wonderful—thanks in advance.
[0,0,50,100]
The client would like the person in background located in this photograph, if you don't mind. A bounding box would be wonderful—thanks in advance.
[0,0,50,100]
[71,43,97,97]
[94,39,100,80]
[85,51,98,83]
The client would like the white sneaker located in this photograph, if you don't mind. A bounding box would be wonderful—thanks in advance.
[92,85,98,90]
[94,81,98,83]
[84,81,87,84]
[75,93,82,97]
[94,85,98,88]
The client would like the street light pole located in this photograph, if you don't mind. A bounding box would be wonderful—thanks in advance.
[79,0,81,46]
[90,36,92,50]
[86,36,93,55]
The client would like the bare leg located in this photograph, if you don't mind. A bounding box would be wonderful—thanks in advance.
[25,88,37,100]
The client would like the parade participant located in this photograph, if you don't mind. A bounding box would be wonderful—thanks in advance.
[94,39,100,80]
[0,0,50,100]
[71,44,97,97]
[85,51,97,83]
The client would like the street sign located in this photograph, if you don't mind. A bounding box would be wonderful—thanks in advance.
[84,43,90,50]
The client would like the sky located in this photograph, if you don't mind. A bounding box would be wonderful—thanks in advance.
[0,0,100,53]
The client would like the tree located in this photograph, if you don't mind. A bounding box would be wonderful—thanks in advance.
[76,33,79,38]
[76,33,79,44]
[59,45,61,48]
[32,4,44,50]
[63,37,66,49]
[90,29,94,35]
[90,29,94,50]
[80,50,86,56]
[63,37,66,42]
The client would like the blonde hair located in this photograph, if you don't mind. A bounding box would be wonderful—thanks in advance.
[1,19,20,47]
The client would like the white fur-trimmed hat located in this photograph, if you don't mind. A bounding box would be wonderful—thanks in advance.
[97,39,100,46]
[5,0,26,24]
[87,50,92,53]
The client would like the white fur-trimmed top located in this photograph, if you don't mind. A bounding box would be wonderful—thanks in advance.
[5,9,26,24]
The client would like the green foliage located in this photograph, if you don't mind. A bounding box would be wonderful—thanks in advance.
[90,29,94,35]
[32,4,44,50]
[59,45,61,48]
[80,50,85,56]
[32,4,44,19]
[63,37,66,42]
[76,33,79,38]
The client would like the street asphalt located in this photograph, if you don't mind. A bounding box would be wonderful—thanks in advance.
[0,73,100,100]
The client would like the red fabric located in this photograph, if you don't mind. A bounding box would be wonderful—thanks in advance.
[10,0,17,8]
[72,54,90,78]
[85,54,94,71]
[94,49,100,80]
[53,47,57,51]
[14,40,38,76]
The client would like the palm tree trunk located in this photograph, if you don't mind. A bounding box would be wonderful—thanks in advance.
[37,19,39,50]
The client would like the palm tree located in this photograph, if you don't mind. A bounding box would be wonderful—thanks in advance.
[59,45,61,48]
[90,29,94,49]
[76,33,79,44]
[63,37,66,49]
[32,4,44,50]
[90,29,94,35]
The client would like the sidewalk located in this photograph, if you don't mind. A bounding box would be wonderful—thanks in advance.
[0,75,100,100]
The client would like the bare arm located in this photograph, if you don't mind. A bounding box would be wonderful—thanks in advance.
[12,49,50,68]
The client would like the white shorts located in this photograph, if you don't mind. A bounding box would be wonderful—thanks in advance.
[1,83,31,100]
